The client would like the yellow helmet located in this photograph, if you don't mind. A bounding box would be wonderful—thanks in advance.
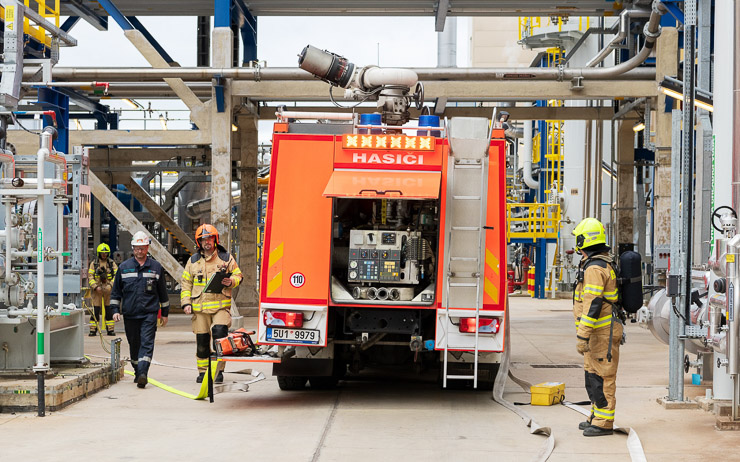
[572,218,607,250]
[97,243,111,254]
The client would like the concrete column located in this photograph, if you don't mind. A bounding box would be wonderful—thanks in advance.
[235,115,259,315]
[210,27,234,250]
[616,120,635,244]
[654,28,679,248]
[616,120,635,245]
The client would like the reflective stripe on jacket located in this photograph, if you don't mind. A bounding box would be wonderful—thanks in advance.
[573,253,618,337]
[88,258,118,290]
[180,245,242,313]
[110,256,170,318]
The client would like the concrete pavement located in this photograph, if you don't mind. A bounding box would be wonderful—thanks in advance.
[1,297,739,461]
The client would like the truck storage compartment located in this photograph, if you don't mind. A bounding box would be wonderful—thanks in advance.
[327,197,440,306]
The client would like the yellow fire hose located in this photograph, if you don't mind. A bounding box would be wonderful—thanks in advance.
[123,366,217,400]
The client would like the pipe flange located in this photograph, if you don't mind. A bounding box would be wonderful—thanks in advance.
[253,66,261,82]
[557,65,565,82]
[643,23,662,39]
[653,1,668,15]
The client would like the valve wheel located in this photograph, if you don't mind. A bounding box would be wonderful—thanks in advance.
[712,206,737,232]
[413,82,424,110]
[684,354,690,374]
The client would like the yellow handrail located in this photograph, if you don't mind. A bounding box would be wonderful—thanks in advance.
[507,203,561,242]
[1,0,60,48]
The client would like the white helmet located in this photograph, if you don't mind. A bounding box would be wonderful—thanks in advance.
[131,231,150,247]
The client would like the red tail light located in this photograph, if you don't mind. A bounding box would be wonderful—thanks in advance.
[459,317,500,334]
[264,311,304,327]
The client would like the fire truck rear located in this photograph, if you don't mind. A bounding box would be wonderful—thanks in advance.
[257,46,508,390]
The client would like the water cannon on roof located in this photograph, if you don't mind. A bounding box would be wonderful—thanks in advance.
[298,45,423,126]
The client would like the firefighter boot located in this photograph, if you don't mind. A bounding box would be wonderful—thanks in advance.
[107,330,116,336]
[136,374,148,389]
[89,329,97,337]
[196,372,205,383]
[578,421,591,430]
[583,425,613,437]
[215,372,224,384]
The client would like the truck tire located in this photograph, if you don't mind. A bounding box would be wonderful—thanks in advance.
[277,375,308,390]
[309,376,338,389]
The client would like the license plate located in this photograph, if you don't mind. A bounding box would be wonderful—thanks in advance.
[266,327,320,344]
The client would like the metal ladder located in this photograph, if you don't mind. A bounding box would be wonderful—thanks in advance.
[441,117,491,389]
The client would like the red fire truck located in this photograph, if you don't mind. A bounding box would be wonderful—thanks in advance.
[256,46,507,390]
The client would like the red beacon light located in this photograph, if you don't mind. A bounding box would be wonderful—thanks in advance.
[459,317,500,334]
[264,310,304,328]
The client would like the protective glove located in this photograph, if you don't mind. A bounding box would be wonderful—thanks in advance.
[576,338,590,355]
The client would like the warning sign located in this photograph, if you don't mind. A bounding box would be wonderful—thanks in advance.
[79,184,91,228]
[290,272,305,288]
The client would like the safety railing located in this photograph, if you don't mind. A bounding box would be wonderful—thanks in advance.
[519,16,591,42]
[0,0,60,47]
[506,203,561,241]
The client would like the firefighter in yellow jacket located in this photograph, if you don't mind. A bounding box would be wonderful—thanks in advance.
[180,224,243,384]
[88,243,118,336]
[572,218,622,437]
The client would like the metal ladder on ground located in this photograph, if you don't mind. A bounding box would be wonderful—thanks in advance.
[441,117,491,389]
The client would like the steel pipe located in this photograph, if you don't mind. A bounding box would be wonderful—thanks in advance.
[522,121,538,189]
[586,9,652,67]
[23,66,658,83]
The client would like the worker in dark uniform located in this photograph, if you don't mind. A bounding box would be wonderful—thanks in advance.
[572,218,622,437]
[88,243,118,336]
[110,231,170,389]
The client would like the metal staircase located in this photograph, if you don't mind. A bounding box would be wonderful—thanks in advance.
[441,117,491,388]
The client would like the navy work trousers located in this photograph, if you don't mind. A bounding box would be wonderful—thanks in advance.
[124,312,158,376]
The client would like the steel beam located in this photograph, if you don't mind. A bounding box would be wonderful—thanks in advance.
[88,172,184,281]
[76,129,210,146]
[232,80,658,100]
[123,29,209,129]
[89,147,210,163]
[65,0,108,31]
[122,177,197,252]
[260,105,638,120]
[435,0,450,32]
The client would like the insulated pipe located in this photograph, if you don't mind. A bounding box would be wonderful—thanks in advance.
[730,233,740,422]
[595,120,603,221]
[24,2,665,87]
[4,202,10,282]
[731,0,740,422]
[56,200,63,313]
[586,9,652,68]
[0,151,16,178]
[34,129,51,372]
[583,121,593,218]
[522,121,538,189]
[276,110,353,122]
[1,179,65,188]
[25,66,656,82]
[359,68,418,89]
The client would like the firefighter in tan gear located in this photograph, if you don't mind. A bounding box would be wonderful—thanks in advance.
[572,218,623,437]
[180,224,243,384]
[88,243,118,336]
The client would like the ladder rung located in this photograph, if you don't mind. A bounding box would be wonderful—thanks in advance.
[449,282,478,287]
[453,196,481,200]
[451,226,479,231]
[450,257,478,261]
[446,375,476,380]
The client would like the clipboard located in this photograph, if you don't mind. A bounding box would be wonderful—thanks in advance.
[204,271,232,293]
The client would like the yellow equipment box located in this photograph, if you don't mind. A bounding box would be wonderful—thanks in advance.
[530,382,565,406]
